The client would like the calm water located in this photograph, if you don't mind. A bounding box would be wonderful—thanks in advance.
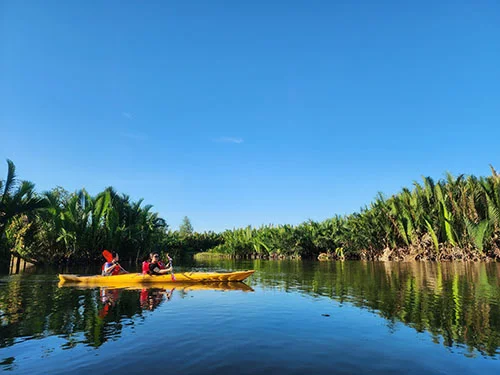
[1,260,499,374]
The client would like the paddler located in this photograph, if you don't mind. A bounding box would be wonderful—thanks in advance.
[142,253,153,274]
[148,253,173,275]
[102,251,128,276]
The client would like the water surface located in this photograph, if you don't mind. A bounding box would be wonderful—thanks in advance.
[1,260,499,374]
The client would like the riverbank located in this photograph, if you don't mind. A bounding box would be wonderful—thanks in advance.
[198,245,500,262]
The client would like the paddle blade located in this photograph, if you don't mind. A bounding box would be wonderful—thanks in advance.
[102,250,113,262]
[171,273,176,282]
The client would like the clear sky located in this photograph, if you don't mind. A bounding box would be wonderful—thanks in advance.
[1,1,499,232]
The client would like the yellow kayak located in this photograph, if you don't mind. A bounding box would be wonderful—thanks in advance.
[58,270,255,286]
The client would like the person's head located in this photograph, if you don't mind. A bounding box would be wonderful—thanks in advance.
[149,252,154,260]
[152,253,160,263]
[112,252,119,262]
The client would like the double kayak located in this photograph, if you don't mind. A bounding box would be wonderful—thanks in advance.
[58,270,255,286]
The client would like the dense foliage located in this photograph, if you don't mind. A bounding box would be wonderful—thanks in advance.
[0,160,171,265]
[3,159,500,264]
[4,185,170,264]
[0,160,223,266]
[207,168,500,261]
[165,230,222,258]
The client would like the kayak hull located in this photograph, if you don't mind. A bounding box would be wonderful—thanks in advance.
[58,270,255,285]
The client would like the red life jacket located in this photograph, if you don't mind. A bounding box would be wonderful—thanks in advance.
[142,261,150,274]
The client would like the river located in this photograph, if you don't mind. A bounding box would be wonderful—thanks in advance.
[1,259,499,374]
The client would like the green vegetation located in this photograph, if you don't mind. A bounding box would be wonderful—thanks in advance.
[164,230,222,258]
[179,216,194,237]
[206,168,500,261]
[0,160,48,261]
[0,160,168,266]
[4,184,169,265]
[0,160,221,267]
[3,159,500,264]
[164,216,223,257]
[194,252,232,260]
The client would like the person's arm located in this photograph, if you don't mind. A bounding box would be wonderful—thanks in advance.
[156,266,172,274]
[104,262,117,274]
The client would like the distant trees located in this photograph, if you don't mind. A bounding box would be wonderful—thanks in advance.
[163,216,222,257]
[179,216,194,237]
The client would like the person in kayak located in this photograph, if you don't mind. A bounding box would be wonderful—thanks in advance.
[102,252,127,276]
[142,253,153,274]
[148,253,173,275]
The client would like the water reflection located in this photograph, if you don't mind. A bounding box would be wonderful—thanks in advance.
[195,259,500,357]
[0,277,253,352]
[1,260,500,360]
[96,287,173,318]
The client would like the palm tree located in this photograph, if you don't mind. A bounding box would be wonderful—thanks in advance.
[0,160,47,262]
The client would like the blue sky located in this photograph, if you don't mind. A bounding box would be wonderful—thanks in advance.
[1,1,499,232]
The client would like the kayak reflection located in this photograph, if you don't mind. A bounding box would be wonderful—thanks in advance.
[58,281,254,292]
[139,287,174,311]
[61,281,254,319]
[98,287,175,317]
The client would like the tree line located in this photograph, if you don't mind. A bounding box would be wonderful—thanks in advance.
[2,159,500,266]
[203,168,500,261]
[0,160,219,267]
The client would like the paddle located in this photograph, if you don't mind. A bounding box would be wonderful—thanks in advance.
[102,250,128,273]
[102,249,113,263]
[167,253,176,282]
